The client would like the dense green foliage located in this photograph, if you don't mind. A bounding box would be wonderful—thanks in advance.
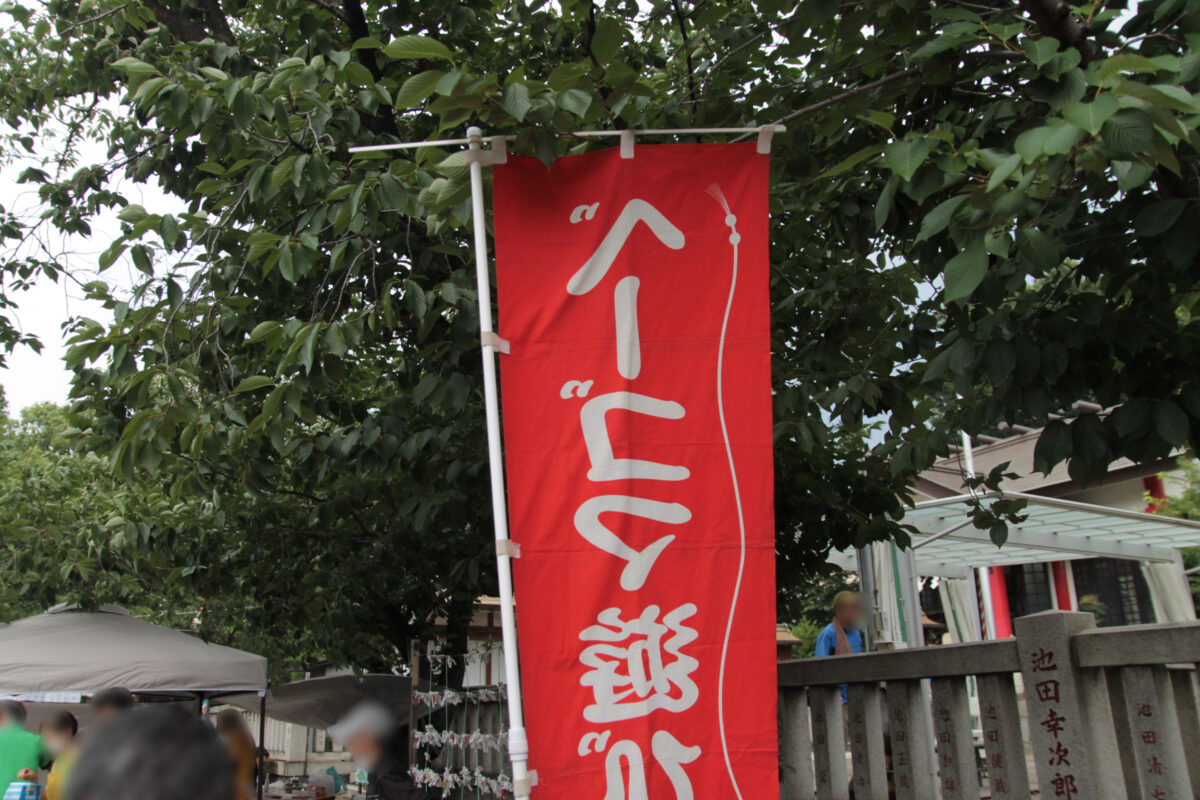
[4,0,1200,666]
[1158,458,1200,606]
[0,396,165,617]
[0,397,131,617]
[0,396,309,671]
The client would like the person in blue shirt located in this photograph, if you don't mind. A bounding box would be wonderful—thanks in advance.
[814,591,864,702]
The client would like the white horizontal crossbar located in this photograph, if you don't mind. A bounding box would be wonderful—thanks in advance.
[570,125,786,137]
[829,490,1200,578]
[915,490,1200,531]
[922,524,1178,563]
[825,549,971,579]
[905,491,1200,565]
[912,562,976,579]
[349,135,505,153]
[348,125,787,154]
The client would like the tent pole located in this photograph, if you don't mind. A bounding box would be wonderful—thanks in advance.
[257,689,267,800]
[466,125,531,800]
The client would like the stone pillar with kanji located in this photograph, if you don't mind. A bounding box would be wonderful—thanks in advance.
[1014,611,1124,800]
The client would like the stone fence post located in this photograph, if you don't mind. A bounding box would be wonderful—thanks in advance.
[1013,611,1124,800]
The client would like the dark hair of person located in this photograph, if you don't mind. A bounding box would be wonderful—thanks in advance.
[90,687,136,712]
[46,710,78,737]
[66,705,235,800]
[0,699,27,724]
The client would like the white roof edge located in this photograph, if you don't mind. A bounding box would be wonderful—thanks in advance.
[912,490,1200,531]
[820,490,1200,575]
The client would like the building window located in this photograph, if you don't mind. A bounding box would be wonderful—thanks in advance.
[1005,563,1054,619]
[1071,558,1155,627]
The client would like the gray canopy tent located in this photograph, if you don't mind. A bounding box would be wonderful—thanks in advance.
[220,674,416,787]
[828,491,1200,648]
[0,605,269,795]
[224,673,413,730]
[0,605,267,697]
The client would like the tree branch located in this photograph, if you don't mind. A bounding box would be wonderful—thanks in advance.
[59,4,130,36]
[142,0,233,45]
[670,0,698,120]
[142,1,207,42]
[583,0,599,67]
[338,0,398,135]
[755,65,926,134]
[305,0,347,21]
[341,0,370,42]
[1017,0,1102,63]
[741,47,1028,138]
[197,0,235,45]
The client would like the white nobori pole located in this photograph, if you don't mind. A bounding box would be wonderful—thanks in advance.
[465,125,531,799]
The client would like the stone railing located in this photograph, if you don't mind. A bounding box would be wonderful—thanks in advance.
[778,610,1200,799]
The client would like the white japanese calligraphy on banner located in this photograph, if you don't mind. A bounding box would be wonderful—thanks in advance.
[494,143,778,798]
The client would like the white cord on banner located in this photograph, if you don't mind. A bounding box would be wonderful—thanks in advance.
[708,183,748,799]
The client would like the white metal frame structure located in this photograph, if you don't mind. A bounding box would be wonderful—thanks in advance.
[909,491,1200,573]
[830,491,1200,648]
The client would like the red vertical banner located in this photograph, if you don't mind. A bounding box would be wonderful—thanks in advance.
[493,143,778,799]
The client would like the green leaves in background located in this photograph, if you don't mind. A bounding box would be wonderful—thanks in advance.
[383,35,452,62]
[884,138,932,181]
[1062,93,1118,134]
[943,242,988,302]
[5,0,1200,668]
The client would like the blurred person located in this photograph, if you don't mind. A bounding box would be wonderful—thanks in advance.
[214,710,257,800]
[87,689,134,722]
[814,590,864,702]
[41,712,78,800]
[66,705,234,800]
[0,701,47,794]
[329,703,427,800]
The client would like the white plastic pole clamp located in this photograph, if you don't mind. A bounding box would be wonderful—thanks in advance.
[513,772,538,794]
[490,136,508,164]
[481,331,511,354]
[756,124,777,154]
[619,130,635,159]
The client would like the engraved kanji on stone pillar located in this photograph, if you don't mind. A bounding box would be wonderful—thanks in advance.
[846,684,887,800]
[977,673,1031,797]
[809,686,849,800]
[1122,665,1192,800]
[779,687,816,799]
[1014,611,1124,800]
[930,676,978,799]
[886,679,937,800]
